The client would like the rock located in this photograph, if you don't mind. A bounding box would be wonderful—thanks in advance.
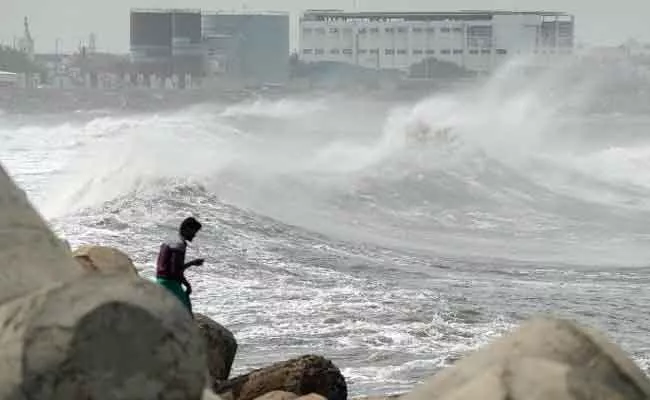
[73,245,139,276]
[435,357,634,400]
[214,355,347,400]
[353,395,403,400]
[0,274,207,400]
[402,316,650,400]
[0,162,82,304]
[296,395,327,400]
[253,391,298,400]
[204,388,226,400]
[195,313,238,382]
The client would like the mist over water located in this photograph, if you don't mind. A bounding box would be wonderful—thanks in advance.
[2,57,650,395]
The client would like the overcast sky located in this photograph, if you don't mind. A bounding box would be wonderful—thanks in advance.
[2,0,649,53]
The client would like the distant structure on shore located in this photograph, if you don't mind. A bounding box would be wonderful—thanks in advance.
[128,9,289,89]
[18,17,35,62]
[298,10,575,75]
[17,9,650,92]
[202,12,290,86]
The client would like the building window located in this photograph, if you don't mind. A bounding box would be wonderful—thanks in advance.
[342,49,353,55]
[441,27,451,33]
[413,49,424,55]
[469,49,479,55]
[359,28,367,34]
[453,27,463,33]
[302,49,313,54]
[385,27,395,33]
[397,49,407,55]
[359,49,368,54]
[481,49,491,54]
[303,28,313,35]
[343,28,353,34]
[496,49,507,55]
[370,28,380,34]
[453,49,463,55]
[397,27,407,33]
[385,49,395,55]
[413,27,423,33]
[330,49,340,55]
[426,27,435,33]
[315,49,324,55]
[370,49,379,54]
[329,27,339,34]
[441,49,451,55]
[425,49,435,55]
[315,28,326,35]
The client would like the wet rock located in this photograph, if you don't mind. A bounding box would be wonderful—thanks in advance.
[215,355,347,400]
[195,312,238,382]
[0,274,207,399]
[402,316,650,400]
[253,391,299,400]
[73,245,139,276]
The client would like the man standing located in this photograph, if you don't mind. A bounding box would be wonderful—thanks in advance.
[156,217,204,316]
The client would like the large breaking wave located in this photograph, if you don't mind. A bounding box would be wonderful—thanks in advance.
[3,56,650,395]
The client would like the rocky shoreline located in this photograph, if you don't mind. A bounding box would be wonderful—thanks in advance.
[1,159,650,399]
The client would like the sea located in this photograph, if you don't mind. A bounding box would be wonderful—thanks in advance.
[2,58,650,396]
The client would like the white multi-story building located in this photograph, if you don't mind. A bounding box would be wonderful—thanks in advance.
[299,10,575,73]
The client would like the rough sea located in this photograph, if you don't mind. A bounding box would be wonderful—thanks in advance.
[2,58,650,396]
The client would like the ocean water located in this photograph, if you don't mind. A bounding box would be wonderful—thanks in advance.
[2,59,650,396]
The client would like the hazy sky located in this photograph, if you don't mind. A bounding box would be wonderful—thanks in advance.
[2,0,649,53]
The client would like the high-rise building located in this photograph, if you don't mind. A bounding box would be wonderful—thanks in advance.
[130,9,203,80]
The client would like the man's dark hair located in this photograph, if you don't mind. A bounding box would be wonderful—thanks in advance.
[180,217,202,233]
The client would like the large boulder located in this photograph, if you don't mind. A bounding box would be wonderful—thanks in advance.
[195,313,238,383]
[214,355,347,400]
[0,274,207,399]
[401,316,650,400]
[253,391,298,400]
[295,395,327,400]
[0,163,82,304]
[73,245,139,277]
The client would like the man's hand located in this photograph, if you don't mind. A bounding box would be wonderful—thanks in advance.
[191,258,205,267]
[185,258,205,268]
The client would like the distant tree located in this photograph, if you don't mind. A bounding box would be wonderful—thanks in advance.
[0,46,43,74]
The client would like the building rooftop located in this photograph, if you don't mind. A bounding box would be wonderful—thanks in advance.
[130,8,202,14]
[202,11,290,16]
[301,9,572,21]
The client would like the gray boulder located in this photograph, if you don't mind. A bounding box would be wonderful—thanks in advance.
[195,313,238,383]
[401,316,650,400]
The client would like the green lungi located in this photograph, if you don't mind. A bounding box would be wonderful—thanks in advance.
[156,277,193,315]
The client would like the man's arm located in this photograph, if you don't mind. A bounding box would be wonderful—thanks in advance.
[183,258,204,270]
